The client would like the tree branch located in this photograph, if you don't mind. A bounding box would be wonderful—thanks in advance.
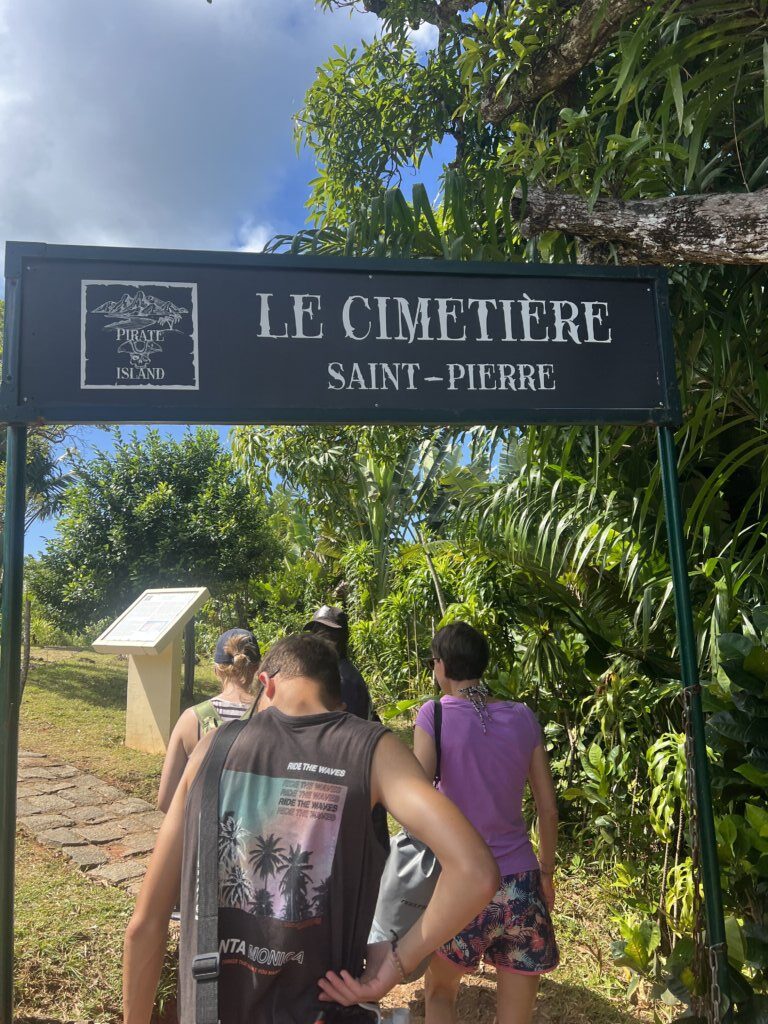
[481,0,647,125]
[512,185,768,264]
[330,0,475,23]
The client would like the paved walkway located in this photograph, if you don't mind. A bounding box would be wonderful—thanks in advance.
[16,748,162,897]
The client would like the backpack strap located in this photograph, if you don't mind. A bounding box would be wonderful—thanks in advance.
[193,699,222,737]
[433,697,443,786]
[193,718,249,1024]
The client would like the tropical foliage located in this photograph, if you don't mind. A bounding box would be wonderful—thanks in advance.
[265,0,768,1016]
[27,428,282,635]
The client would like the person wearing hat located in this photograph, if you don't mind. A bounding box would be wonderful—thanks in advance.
[156,628,261,812]
[304,606,378,722]
[304,607,390,853]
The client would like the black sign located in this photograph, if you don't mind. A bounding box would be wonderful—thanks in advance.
[1,242,680,426]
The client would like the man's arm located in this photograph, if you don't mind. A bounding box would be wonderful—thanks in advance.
[318,732,499,1006]
[123,734,213,1023]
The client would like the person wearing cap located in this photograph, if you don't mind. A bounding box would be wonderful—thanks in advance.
[156,628,261,812]
[304,606,377,722]
[304,607,390,853]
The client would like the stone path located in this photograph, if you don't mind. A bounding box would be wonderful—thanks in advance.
[16,749,162,897]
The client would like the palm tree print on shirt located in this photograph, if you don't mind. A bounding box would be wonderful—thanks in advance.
[312,877,331,917]
[278,844,315,922]
[249,833,285,885]
[250,887,275,918]
[219,811,247,867]
[221,864,254,910]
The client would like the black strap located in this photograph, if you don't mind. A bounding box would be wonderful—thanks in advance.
[194,718,249,1024]
[433,697,443,786]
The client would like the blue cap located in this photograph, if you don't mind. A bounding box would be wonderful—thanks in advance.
[214,628,260,665]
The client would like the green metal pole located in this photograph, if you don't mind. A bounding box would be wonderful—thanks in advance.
[0,424,27,1024]
[658,425,731,1022]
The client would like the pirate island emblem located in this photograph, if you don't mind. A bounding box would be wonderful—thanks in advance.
[81,281,198,389]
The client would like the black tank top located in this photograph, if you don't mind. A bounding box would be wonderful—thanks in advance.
[179,706,389,1024]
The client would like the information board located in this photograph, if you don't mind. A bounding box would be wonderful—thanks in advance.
[1,241,680,426]
[93,587,209,654]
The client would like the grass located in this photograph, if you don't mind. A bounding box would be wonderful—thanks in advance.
[14,833,177,1024]
[20,647,219,803]
[15,648,667,1023]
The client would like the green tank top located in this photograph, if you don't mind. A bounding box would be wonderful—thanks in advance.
[192,698,251,737]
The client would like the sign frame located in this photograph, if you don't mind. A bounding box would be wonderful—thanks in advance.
[0,242,730,1024]
[1,240,681,427]
[92,587,210,656]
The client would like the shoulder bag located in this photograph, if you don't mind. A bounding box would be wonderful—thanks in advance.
[367,697,443,981]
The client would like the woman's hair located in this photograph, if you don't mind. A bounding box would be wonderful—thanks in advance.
[308,621,348,659]
[215,632,261,689]
[431,621,489,681]
[432,621,493,732]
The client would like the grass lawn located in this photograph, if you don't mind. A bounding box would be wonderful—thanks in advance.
[20,647,220,803]
[14,833,178,1024]
[16,647,666,1023]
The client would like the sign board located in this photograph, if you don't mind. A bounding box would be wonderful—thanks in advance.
[93,587,209,655]
[1,241,680,426]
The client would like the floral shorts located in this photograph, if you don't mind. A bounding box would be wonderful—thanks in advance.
[437,869,559,974]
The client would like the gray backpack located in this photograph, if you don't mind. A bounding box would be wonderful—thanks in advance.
[368,698,443,980]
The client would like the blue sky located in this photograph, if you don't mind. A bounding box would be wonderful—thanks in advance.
[0,1,448,556]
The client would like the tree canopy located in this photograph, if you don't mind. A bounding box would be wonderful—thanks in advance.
[27,429,282,634]
[300,0,767,264]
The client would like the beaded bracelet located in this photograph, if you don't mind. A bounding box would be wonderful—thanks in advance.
[389,932,407,983]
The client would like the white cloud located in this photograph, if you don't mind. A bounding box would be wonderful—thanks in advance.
[408,21,439,51]
[237,219,276,253]
[0,0,375,277]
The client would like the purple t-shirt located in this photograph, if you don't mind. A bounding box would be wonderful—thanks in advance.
[415,697,542,875]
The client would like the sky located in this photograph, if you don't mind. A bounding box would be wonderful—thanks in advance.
[0,0,445,555]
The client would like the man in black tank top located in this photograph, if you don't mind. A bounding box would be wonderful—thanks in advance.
[123,634,499,1024]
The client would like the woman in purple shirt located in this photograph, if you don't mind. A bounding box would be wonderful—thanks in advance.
[414,621,559,1024]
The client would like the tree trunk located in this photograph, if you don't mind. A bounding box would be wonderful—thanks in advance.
[512,185,768,265]
[416,529,447,617]
[481,0,647,125]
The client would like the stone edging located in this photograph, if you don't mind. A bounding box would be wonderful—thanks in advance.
[17,749,160,897]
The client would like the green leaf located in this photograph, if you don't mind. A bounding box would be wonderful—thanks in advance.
[588,741,605,771]
[735,763,768,788]
[746,802,768,837]
[725,916,746,965]
[378,698,426,721]
[744,644,768,682]
[668,64,684,130]
[717,633,754,660]
[708,711,753,742]
[720,661,767,696]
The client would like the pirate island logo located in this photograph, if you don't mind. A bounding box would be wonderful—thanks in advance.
[81,281,199,389]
